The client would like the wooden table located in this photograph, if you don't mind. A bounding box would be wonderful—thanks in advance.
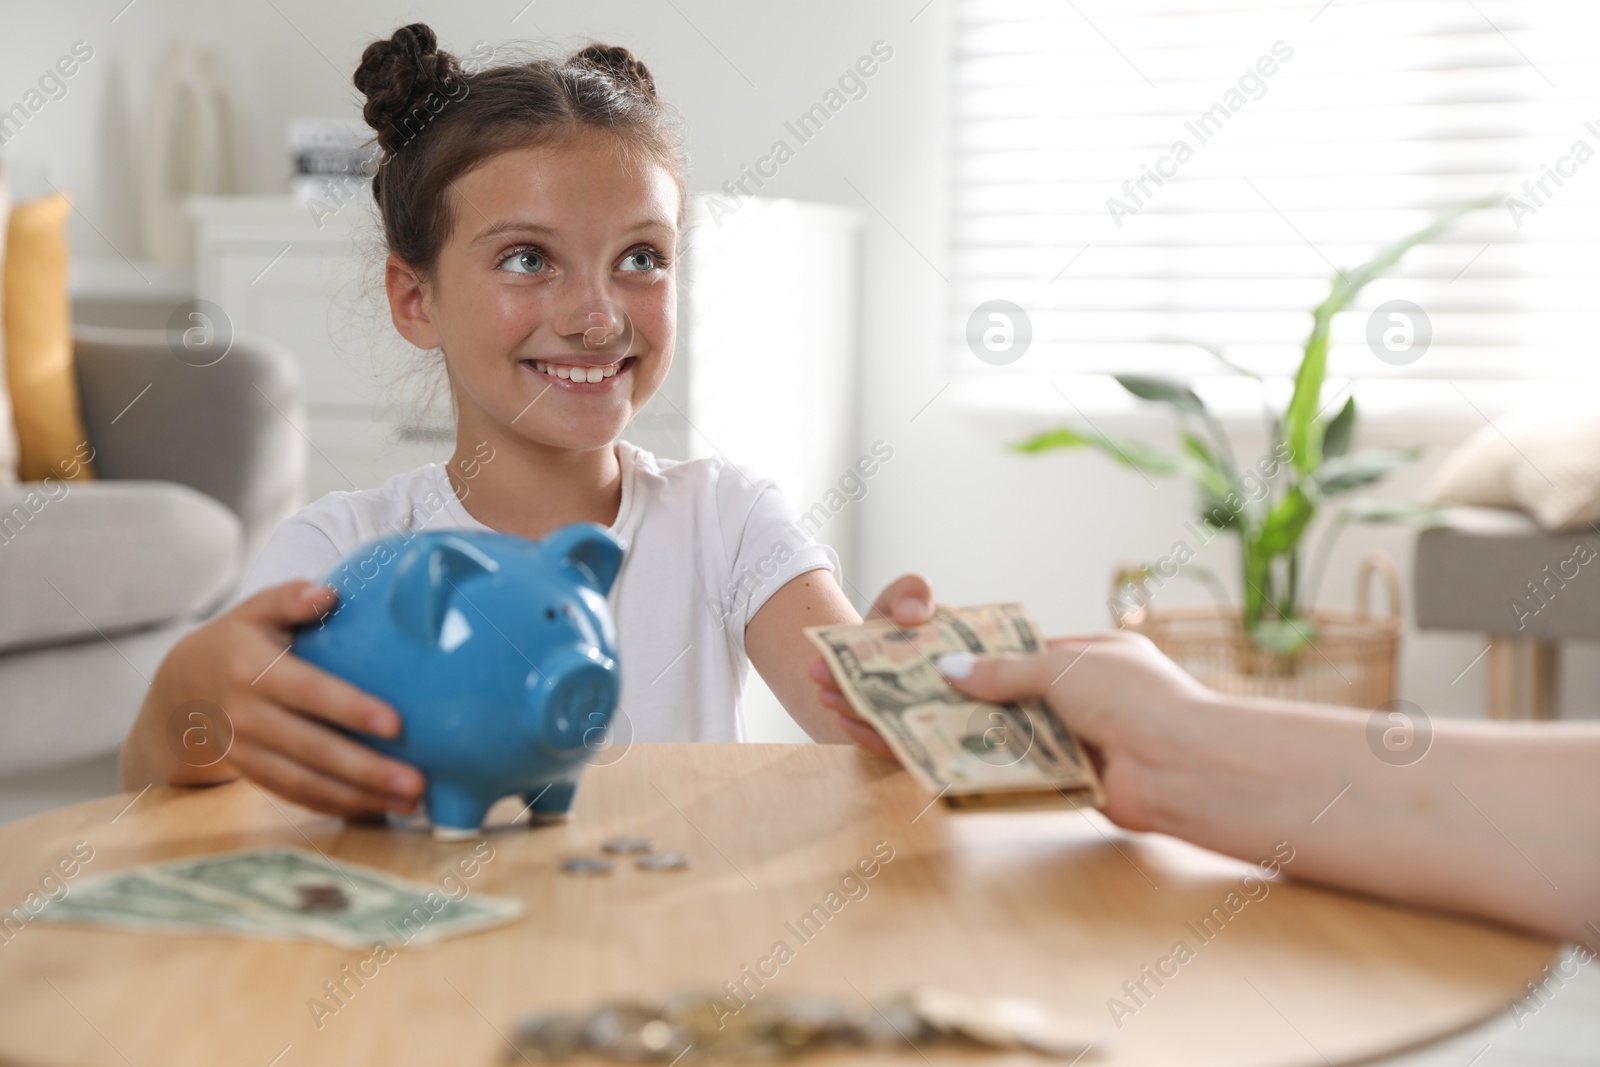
[0,744,1557,1067]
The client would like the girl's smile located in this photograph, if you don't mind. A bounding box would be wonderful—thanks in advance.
[521,355,638,388]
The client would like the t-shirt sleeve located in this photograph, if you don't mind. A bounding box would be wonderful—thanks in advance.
[714,462,842,647]
[227,516,345,608]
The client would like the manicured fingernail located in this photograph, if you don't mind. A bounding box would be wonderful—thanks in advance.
[390,771,419,795]
[898,597,929,619]
[937,652,975,680]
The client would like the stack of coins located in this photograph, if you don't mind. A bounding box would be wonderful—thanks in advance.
[508,988,1095,1061]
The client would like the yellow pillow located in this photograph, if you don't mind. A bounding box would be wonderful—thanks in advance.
[4,192,94,481]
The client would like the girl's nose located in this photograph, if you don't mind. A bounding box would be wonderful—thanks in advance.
[555,298,635,354]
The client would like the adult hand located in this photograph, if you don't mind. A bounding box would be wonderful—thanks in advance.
[123,581,426,817]
[937,631,1215,832]
[809,572,935,758]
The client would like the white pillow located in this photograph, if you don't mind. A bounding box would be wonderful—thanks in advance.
[0,162,17,486]
[1425,402,1600,532]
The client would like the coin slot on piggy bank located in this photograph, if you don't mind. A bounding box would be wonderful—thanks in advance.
[291,523,625,840]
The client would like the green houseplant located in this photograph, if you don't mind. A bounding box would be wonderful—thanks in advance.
[1015,203,1482,656]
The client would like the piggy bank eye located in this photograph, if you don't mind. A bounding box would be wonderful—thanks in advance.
[544,608,557,621]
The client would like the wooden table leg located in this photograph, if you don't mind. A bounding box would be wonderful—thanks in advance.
[1487,638,1518,720]
[1530,640,1559,720]
[1486,637,1561,720]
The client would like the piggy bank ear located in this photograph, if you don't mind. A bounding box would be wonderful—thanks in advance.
[389,536,500,647]
[542,523,624,595]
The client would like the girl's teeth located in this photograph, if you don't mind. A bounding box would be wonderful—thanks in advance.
[529,360,622,383]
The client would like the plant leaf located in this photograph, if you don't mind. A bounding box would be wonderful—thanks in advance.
[1338,498,1454,526]
[1115,374,1206,414]
[1181,433,1233,497]
[1201,498,1242,529]
[1153,337,1264,382]
[1012,426,1185,475]
[1282,197,1495,475]
[1012,427,1096,453]
[1255,486,1316,557]
[1249,617,1319,656]
[1315,446,1422,496]
[1283,320,1332,475]
[1321,396,1357,460]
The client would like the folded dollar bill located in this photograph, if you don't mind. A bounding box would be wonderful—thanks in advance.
[36,846,522,948]
[807,604,1105,812]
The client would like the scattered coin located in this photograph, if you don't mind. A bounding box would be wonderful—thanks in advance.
[560,856,615,876]
[294,883,350,912]
[634,852,691,872]
[600,836,656,855]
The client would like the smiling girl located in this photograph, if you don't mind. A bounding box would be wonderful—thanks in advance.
[119,25,926,815]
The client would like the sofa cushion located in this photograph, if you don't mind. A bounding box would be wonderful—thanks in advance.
[0,480,240,652]
[3,192,95,481]
[1424,402,1600,533]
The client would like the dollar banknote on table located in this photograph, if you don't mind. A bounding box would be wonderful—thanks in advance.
[806,604,1105,812]
[36,846,522,947]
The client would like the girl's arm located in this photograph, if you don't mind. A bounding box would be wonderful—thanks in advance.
[746,570,934,743]
[119,581,425,816]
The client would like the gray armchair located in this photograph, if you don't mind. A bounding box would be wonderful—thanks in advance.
[1414,506,1600,719]
[0,327,303,810]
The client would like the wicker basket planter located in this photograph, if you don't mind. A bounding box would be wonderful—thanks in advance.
[1111,553,1402,710]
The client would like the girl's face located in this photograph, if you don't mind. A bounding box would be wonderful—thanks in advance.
[393,133,679,454]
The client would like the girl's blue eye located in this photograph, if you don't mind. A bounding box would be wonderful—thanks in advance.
[619,249,659,273]
[500,249,546,274]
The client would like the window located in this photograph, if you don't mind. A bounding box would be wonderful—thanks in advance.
[951,0,1600,382]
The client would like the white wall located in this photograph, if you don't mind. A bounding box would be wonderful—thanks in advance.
[5,0,1591,724]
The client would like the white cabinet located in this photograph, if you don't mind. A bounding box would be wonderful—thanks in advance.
[189,195,453,503]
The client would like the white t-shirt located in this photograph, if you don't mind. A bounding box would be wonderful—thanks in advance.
[231,441,840,742]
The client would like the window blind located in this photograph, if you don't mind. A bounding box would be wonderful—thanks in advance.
[951,0,1600,380]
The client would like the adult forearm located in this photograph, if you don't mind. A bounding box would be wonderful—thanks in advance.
[1142,694,1600,943]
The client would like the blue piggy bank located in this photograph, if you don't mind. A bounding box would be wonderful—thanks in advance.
[291,523,623,839]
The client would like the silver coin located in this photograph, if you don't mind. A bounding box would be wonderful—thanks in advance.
[561,856,615,875]
[634,851,691,872]
[600,835,656,855]
[512,1013,586,1059]
[859,996,928,1047]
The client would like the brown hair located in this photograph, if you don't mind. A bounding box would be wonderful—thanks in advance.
[353,24,688,275]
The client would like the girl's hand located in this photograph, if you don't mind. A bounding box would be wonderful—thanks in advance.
[936,631,1214,832]
[122,581,426,817]
[809,572,936,759]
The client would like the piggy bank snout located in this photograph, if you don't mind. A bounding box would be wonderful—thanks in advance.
[529,646,618,751]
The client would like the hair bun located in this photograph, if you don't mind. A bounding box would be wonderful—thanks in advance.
[355,23,466,152]
[573,44,657,99]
